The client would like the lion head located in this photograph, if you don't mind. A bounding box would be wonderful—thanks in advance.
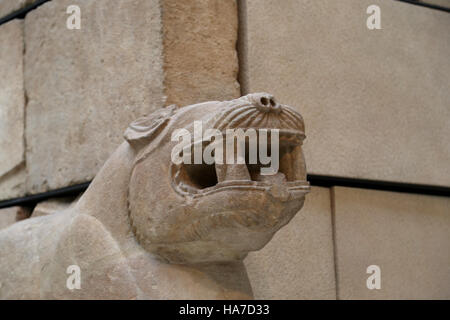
[124,93,310,264]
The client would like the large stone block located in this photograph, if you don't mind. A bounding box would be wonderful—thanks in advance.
[25,0,165,194]
[240,0,450,186]
[25,0,239,194]
[0,0,35,18]
[245,187,336,299]
[0,20,26,200]
[333,187,450,299]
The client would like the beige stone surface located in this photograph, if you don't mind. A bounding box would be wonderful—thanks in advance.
[0,20,26,200]
[0,207,18,230]
[24,0,240,194]
[0,94,310,299]
[333,187,450,299]
[31,196,79,218]
[161,0,240,107]
[0,206,30,230]
[0,165,26,201]
[24,0,166,194]
[0,0,35,18]
[240,0,450,186]
[245,187,336,299]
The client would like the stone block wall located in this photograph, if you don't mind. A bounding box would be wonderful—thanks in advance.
[238,0,450,299]
[239,0,450,186]
[0,0,239,198]
[0,0,449,299]
[24,0,239,194]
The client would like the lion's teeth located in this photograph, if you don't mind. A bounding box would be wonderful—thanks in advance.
[215,163,250,182]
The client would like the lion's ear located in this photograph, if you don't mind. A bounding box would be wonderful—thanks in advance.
[124,104,177,148]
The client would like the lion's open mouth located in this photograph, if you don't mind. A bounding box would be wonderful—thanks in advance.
[171,129,310,198]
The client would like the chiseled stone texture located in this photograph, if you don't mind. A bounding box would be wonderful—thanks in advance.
[0,206,31,230]
[0,20,26,200]
[161,0,240,106]
[245,187,336,299]
[25,0,240,194]
[333,187,450,299]
[0,0,35,18]
[240,0,450,186]
[24,0,166,194]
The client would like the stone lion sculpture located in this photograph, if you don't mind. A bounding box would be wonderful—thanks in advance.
[0,93,309,299]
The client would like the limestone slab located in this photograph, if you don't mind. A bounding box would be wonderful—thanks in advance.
[0,20,26,200]
[24,0,166,194]
[333,187,450,299]
[240,0,450,186]
[245,187,336,299]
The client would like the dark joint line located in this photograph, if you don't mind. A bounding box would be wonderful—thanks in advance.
[1,176,449,209]
[395,0,450,12]
[0,182,90,209]
[308,175,450,197]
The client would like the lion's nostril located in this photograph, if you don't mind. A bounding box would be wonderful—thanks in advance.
[270,99,276,107]
[250,93,282,114]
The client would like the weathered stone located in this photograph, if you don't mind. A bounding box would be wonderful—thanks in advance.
[0,20,26,201]
[0,94,310,299]
[161,0,240,106]
[0,206,31,230]
[0,0,35,18]
[0,208,17,230]
[0,165,26,201]
[24,0,240,194]
[31,196,79,218]
[240,0,450,186]
[333,187,450,299]
[245,187,336,299]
